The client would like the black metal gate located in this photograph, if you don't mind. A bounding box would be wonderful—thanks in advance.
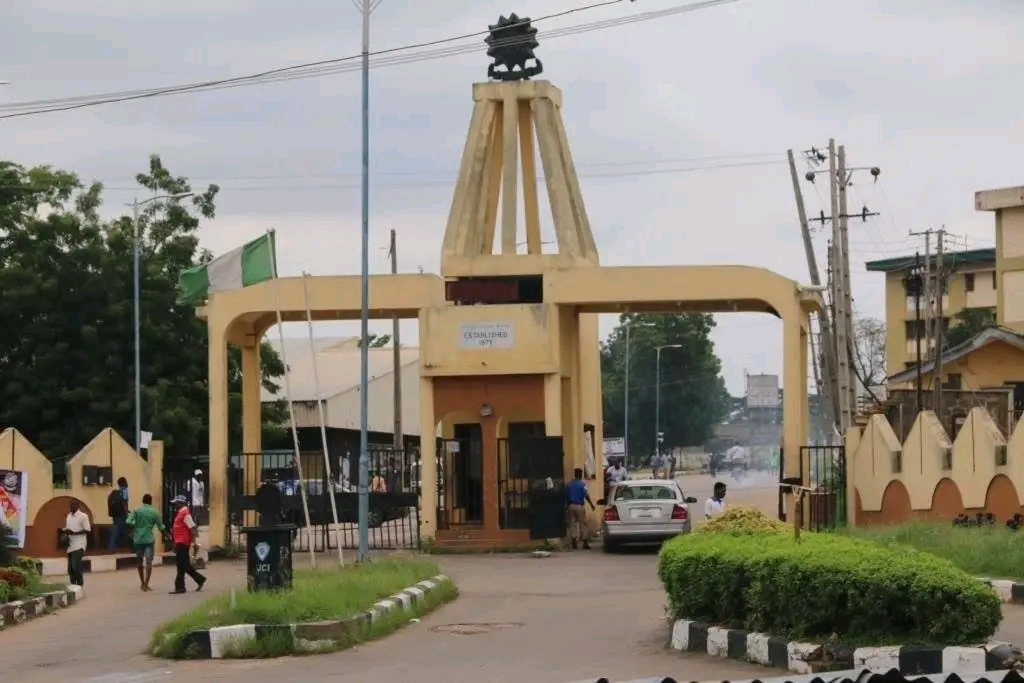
[524,436,566,540]
[226,447,420,552]
[496,437,530,529]
[799,445,847,530]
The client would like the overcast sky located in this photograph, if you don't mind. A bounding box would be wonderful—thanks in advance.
[2,0,1020,396]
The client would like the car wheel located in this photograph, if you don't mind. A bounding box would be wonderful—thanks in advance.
[602,538,618,553]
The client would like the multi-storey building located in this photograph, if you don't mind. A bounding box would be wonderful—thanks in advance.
[865,247,996,378]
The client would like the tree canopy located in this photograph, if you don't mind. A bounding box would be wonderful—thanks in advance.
[0,155,285,462]
[600,313,730,461]
[944,307,996,350]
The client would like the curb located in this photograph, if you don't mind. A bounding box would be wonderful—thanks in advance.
[0,584,84,629]
[670,619,1021,674]
[178,574,451,659]
[981,579,1024,604]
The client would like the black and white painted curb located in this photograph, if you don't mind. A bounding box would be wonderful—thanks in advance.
[176,574,451,659]
[980,579,1024,604]
[670,619,1023,675]
[0,584,84,629]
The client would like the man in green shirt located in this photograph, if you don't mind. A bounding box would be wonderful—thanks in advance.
[126,494,165,592]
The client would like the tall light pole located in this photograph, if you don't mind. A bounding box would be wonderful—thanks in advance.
[128,192,193,455]
[356,0,380,563]
[623,322,631,466]
[654,344,683,459]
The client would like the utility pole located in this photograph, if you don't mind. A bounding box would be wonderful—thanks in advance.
[933,229,947,415]
[388,229,403,454]
[827,140,853,433]
[788,150,836,435]
[356,0,377,563]
[837,146,857,416]
[904,255,925,415]
[910,228,933,363]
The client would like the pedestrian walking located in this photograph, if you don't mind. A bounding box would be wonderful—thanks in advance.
[565,468,595,550]
[126,493,165,592]
[106,477,130,550]
[169,495,206,594]
[62,499,91,587]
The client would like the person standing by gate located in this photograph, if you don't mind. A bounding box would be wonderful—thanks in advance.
[63,499,91,587]
[565,468,595,550]
[169,495,206,594]
[107,477,130,551]
[186,469,206,525]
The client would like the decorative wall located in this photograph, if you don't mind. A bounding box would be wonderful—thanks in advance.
[848,408,1023,524]
[0,427,164,557]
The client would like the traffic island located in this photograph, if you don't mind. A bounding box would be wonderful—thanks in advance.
[148,558,457,659]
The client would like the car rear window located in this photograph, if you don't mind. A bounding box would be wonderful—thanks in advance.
[614,485,678,501]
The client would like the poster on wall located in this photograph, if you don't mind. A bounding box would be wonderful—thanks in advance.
[0,469,28,548]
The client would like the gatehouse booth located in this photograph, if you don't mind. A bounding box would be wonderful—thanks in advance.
[197,65,822,551]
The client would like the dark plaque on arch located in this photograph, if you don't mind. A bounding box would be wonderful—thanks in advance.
[485,13,543,82]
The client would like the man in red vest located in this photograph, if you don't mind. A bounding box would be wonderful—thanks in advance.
[169,495,206,594]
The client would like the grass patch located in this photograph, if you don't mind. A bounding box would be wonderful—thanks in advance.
[219,579,458,658]
[850,521,1024,581]
[149,555,445,658]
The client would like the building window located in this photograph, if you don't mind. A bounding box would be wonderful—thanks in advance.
[945,373,962,390]
[905,319,923,339]
[993,271,998,289]
[965,273,975,292]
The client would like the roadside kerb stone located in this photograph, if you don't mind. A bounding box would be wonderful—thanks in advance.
[670,618,1021,675]
[179,573,452,659]
[0,584,84,629]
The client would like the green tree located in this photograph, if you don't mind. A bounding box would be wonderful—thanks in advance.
[944,307,996,350]
[0,156,285,462]
[601,313,730,462]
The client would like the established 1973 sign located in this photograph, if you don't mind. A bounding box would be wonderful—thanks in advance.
[459,322,514,349]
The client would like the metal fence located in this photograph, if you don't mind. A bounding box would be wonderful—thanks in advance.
[224,446,420,551]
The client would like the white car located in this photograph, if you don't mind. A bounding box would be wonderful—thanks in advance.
[598,479,697,552]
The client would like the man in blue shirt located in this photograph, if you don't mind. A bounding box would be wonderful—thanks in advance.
[565,468,595,550]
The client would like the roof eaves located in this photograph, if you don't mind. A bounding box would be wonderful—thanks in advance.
[865,248,996,273]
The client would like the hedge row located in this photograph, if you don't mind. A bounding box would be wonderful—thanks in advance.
[657,531,1002,646]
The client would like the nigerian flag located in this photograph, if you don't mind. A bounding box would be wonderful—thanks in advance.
[177,232,277,304]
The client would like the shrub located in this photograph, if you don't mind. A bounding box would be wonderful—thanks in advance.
[658,531,1002,646]
[697,506,788,535]
[0,579,10,603]
[0,568,27,587]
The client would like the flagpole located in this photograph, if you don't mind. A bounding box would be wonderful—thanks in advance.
[267,230,316,568]
[302,271,345,567]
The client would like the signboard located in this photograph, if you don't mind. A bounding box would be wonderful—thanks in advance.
[0,469,28,549]
[459,322,514,349]
[746,374,780,409]
[603,437,626,458]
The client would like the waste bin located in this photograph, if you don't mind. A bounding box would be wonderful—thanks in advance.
[241,524,295,592]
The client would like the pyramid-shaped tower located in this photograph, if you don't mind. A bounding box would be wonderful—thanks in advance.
[440,80,600,276]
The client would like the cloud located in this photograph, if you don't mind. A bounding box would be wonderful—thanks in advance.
[2,0,1023,397]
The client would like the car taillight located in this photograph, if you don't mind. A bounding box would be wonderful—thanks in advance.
[671,505,688,520]
[604,505,619,522]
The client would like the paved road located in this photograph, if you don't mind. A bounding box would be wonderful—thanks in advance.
[7,550,767,683]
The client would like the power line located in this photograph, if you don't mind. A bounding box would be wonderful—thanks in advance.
[0,156,787,193]
[0,0,741,120]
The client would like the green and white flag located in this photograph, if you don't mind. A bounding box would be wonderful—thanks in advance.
[177,232,277,304]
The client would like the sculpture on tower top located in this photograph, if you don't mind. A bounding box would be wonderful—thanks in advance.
[485,13,543,82]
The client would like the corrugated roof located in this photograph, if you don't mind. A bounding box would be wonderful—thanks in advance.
[887,326,1024,385]
[261,336,420,402]
[569,669,1024,683]
[865,248,995,273]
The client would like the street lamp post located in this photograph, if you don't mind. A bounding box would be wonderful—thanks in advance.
[655,344,683,460]
[128,192,193,455]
